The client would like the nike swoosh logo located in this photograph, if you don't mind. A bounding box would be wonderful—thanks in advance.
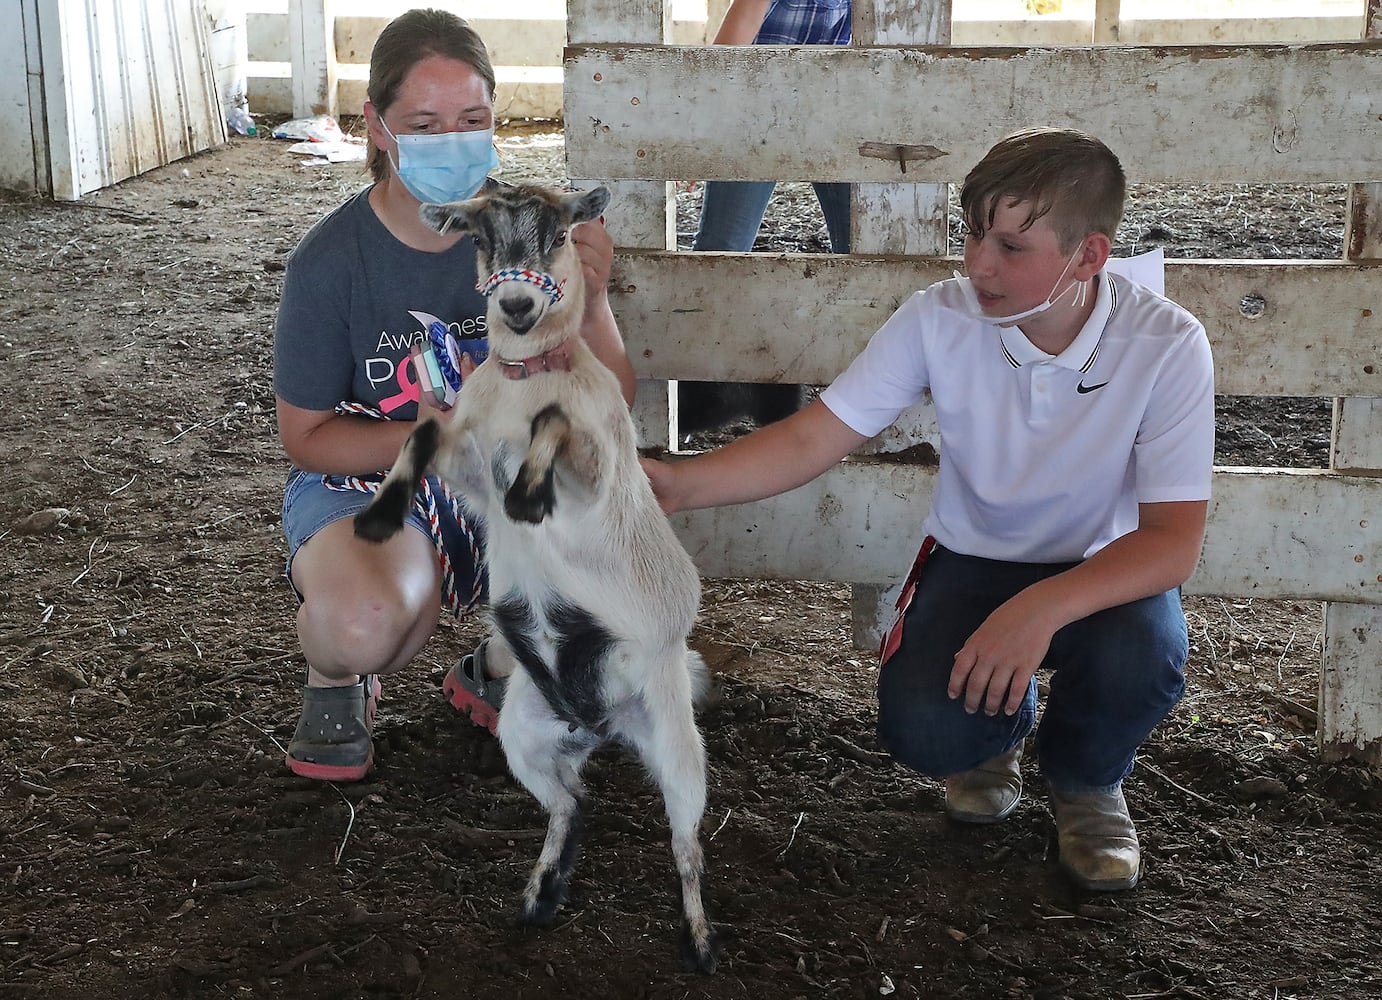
[1076,380,1109,394]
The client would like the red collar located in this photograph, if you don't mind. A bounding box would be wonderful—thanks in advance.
[495,341,573,380]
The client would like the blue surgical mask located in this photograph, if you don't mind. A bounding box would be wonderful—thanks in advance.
[380,119,499,204]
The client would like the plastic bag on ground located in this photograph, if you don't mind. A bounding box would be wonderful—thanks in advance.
[271,115,346,143]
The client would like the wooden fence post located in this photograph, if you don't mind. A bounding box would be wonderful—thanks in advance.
[847,0,952,651]
[1093,0,1121,44]
[567,0,675,449]
[289,0,336,118]
[1319,0,1382,766]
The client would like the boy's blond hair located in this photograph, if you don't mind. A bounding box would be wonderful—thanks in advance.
[960,128,1126,252]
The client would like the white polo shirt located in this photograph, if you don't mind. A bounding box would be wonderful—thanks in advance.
[820,271,1215,563]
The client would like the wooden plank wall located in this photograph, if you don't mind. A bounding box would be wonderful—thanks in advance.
[565,0,1382,763]
[246,3,1365,117]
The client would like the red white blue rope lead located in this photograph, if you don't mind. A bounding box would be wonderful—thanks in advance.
[324,401,484,617]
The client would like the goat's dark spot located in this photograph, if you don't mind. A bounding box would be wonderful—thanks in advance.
[546,599,616,729]
[495,594,613,731]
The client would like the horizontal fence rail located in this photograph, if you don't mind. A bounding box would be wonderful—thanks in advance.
[609,254,1382,397]
[669,463,1382,604]
[565,42,1382,184]
[240,5,1368,117]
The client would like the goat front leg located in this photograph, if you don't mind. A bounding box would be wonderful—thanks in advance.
[354,417,442,542]
[505,403,602,523]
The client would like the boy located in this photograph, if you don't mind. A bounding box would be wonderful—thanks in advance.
[644,128,1215,891]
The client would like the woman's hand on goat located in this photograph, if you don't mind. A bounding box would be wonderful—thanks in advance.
[570,215,637,407]
[572,216,613,304]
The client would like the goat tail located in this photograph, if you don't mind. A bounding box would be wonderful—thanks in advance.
[353,417,442,543]
[685,649,712,710]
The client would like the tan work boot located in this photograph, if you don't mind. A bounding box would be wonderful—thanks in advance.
[944,746,1023,824]
[1050,786,1141,891]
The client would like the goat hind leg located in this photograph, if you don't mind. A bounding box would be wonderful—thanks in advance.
[522,788,584,928]
[500,679,594,926]
[620,664,719,973]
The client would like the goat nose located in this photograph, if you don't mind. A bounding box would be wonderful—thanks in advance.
[500,293,535,324]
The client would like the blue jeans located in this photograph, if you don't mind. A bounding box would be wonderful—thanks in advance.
[693,180,852,253]
[876,545,1188,794]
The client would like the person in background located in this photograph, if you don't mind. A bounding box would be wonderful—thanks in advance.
[272,8,636,782]
[678,0,853,437]
[693,0,853,256]
[647,128,1214,892]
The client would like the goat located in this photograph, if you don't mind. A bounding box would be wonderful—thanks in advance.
[353,184,719,973]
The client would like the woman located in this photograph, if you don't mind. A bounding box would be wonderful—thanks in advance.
[273,8,636,781]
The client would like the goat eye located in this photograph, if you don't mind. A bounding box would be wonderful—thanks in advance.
[553,230,568,248]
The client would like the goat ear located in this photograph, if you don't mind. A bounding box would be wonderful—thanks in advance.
[418,199,482,237]
[562,186,611,226]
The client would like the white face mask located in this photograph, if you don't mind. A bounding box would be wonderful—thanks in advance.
[952,245,1088,327]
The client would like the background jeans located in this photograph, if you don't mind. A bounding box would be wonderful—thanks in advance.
[677,178,853,435]
[693,179,852,253]
[876,545,1189,794]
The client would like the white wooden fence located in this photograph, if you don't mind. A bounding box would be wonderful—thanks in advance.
[243,0,1366,118]
[559,0,1382,768]
[259,0,1382,766]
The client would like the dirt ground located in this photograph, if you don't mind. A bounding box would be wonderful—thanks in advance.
[1,123,1378,1000]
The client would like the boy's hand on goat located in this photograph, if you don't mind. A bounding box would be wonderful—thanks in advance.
[639,457,680,515]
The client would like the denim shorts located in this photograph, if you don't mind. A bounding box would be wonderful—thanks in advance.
[280,469,485,606]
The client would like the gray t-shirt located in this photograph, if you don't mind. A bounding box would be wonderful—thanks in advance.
[273,185,488,420]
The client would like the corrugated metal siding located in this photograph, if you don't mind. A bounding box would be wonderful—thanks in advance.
[2,0,225,200]
[0,2,45,193]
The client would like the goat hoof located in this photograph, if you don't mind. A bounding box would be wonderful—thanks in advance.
[503,489,552,524]
[679,921,721,975]
[353,509,400,542]
[517,897,561,929]
[353,478,412,542]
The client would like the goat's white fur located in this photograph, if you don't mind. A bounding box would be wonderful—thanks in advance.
[354,184,717,973]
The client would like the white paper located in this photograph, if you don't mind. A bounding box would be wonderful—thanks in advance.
[1105,248,1165,295]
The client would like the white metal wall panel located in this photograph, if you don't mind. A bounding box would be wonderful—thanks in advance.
[0,2,43,193]
[41,0,225,200]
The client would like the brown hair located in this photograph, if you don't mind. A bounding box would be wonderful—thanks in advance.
[366,9,496,182]
[960,128,1126,252]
